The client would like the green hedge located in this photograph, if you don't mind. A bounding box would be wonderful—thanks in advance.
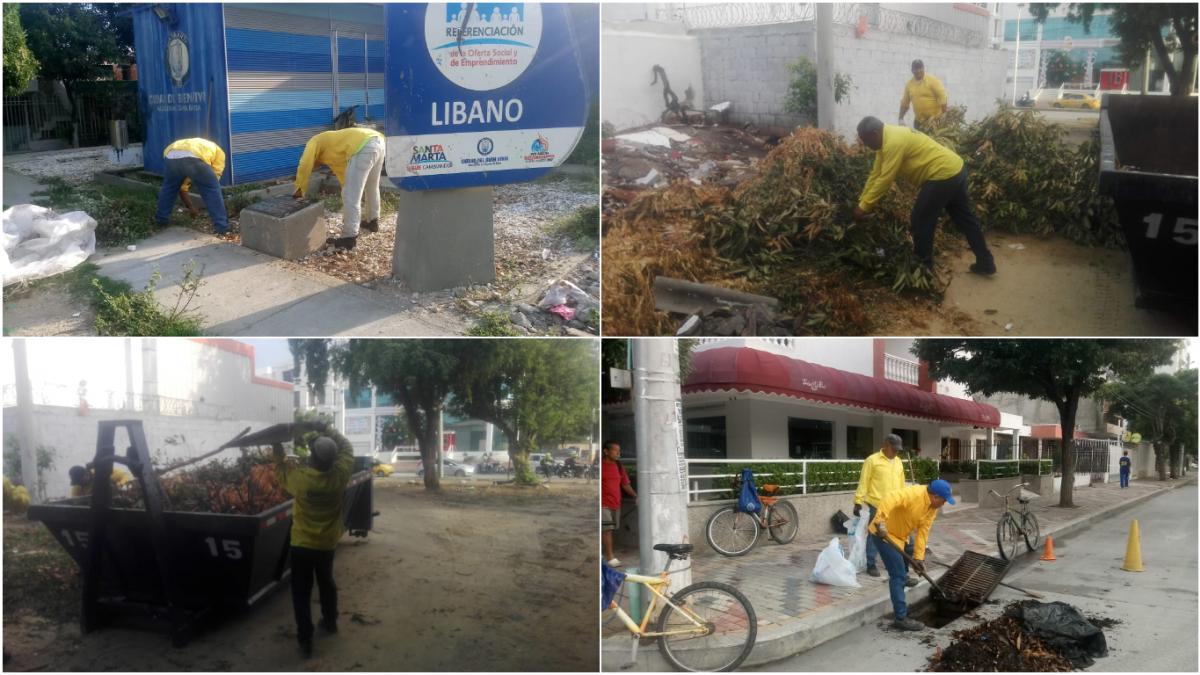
[1018,459,1053,476]
[710,458,941,497]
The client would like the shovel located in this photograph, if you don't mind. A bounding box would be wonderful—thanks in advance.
[652,276,780,316]
[878,533,947,597]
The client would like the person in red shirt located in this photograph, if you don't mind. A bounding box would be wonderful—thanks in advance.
[602,440,637,567]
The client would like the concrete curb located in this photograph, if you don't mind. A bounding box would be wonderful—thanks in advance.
[601,478,1195,671]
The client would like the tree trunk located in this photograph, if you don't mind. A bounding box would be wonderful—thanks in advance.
[1056,397,1079,508]
[417,428,440,491]
[1153,441,1169,480]
[1171,14,1197,96]
[1169,442,1182,479]
[510,438,540,485]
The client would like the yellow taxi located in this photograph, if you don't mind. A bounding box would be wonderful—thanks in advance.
[1052,92,1100,109]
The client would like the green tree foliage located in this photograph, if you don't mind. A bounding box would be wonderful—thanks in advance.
[450,340,598,484]
[913,339,1177,507]
[3,5,39,97]
[291,339,457,490]
[1101,369,1197,480]
[1029,3,1197,95]
[1044,51,1086,86]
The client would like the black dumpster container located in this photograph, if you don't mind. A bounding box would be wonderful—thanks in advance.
[25,420,374,645]
[1099,94,1198,314]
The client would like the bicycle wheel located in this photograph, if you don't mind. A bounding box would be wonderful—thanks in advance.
[656,581,757,672]
[996,513,1022,561]
[1021,511,1041,552]
[766,501,799,545]
[706,507,760,557]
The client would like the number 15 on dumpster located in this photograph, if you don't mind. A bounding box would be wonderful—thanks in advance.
[1143,214,1197,244]
[205,537,243,559]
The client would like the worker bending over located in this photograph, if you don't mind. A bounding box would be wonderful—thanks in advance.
[155,137,229,234]
[273,426,354,658]
[853,116,995,275]
[869,479,955,631]
[294,127,386,251]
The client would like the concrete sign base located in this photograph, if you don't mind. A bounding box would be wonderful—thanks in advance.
[392,186,495,292]
[240,198,325,260]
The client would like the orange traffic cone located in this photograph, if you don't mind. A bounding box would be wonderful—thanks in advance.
[1040,535,1057,561]
[1121,519,1144,572]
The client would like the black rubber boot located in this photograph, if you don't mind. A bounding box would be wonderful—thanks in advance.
[326,236,357,250]
[360,219,379,233]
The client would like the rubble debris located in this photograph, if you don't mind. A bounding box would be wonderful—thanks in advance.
[926,601,1110,672]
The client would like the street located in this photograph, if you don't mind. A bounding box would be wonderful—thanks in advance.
[750,484,1198,672]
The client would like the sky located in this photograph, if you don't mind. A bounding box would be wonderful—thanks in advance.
[241,338,293,375]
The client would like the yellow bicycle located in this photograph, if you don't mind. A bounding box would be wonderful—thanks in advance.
[604,543,757,672]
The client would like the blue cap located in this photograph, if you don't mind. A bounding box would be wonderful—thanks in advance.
[928,479,956,505]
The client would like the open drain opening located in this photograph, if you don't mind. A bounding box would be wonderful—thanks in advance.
[910,599,979,629]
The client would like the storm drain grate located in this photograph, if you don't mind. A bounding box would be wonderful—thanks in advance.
[934,550,1011,605]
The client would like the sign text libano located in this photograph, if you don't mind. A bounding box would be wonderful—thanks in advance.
[431,98,523,126]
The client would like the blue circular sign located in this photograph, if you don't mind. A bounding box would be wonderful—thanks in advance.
[384,3,593,191]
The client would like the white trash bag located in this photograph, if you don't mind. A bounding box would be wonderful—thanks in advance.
[847,514,870,572]
[1,204,97,286]
[810,537,860,588]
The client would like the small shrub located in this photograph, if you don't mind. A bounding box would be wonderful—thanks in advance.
[549,204,599,247]
[467,311,519,337]
[93,263,204,336]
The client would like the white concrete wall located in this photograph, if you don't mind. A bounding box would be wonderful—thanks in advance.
[3,405,298,501]
[602,21,704,130]
[829,22,1010,138]
[154,341,291,423]
[694,21,816,129]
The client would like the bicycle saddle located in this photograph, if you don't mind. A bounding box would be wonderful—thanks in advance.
[1017,496,1030,504]
[654,543,694,558]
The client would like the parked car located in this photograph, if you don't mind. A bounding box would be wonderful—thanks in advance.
[372,460,394,478]
[1053,92,1100,109]
[416,458,473,478]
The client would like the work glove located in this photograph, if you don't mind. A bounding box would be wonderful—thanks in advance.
[875,523,888,540]
[911,559,925,575]
[852,504,862,517]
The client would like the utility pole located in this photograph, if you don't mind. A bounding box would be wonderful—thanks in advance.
[1012,4,1023,105]
[437,402,445,481]
[816,3,836,131]
[13,339,42,503]
[633,339,691,593]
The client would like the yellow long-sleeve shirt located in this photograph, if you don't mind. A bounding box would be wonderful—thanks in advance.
[293,128,384,196]
[274,430,354,550]
[857,124,964,211]
[854,449,906,508]
[869,484,939,560]
[901,74,948,123]
[164,138,226,191]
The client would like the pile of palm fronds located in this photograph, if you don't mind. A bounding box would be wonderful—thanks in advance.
[112,452,288,515]
[602,105,1121,335]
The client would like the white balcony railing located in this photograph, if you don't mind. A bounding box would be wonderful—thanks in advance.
[884,354,920,386]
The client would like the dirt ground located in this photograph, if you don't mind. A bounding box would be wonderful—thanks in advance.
[2,283,94,336]
[936,232,1193,336]
[2,480,599,671]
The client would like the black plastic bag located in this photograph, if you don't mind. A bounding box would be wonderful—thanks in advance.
[1005,601,1108,668]
[831,509,850,533]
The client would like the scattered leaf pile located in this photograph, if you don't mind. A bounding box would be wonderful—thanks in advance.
[112,452,289,515]
[603,105,1121,335]
[927,600,1110,672]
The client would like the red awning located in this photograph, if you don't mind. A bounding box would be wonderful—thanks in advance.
[684,347,1001,428]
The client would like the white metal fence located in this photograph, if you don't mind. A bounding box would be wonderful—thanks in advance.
[3,382,240,421]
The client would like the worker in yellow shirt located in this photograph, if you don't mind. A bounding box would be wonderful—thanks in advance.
[869,480,955,631]
[899,60,948,129]
[853,434,908,579]
[293,127,386,251]
[155,138,229,234]
[852,116,995,275]
[273,425,354,658]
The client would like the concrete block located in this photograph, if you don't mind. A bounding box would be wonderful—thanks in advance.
[392,186,495,292]
[239,197,326,260]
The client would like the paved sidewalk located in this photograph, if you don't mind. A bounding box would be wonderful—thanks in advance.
[602,477,1195,670]
[2,168,44,208]
[91,227,470,336]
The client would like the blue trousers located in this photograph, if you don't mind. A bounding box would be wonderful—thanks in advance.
[911,167,993,269]
[865,505,880,570]
[156,156,229,232]
[871,532,914,620]
[1120,468,1130,488]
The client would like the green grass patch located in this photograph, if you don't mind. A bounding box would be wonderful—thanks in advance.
[322,192,344,213]
[547,204,599,248]
[467,311,519,336]
[32,178,177,246]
